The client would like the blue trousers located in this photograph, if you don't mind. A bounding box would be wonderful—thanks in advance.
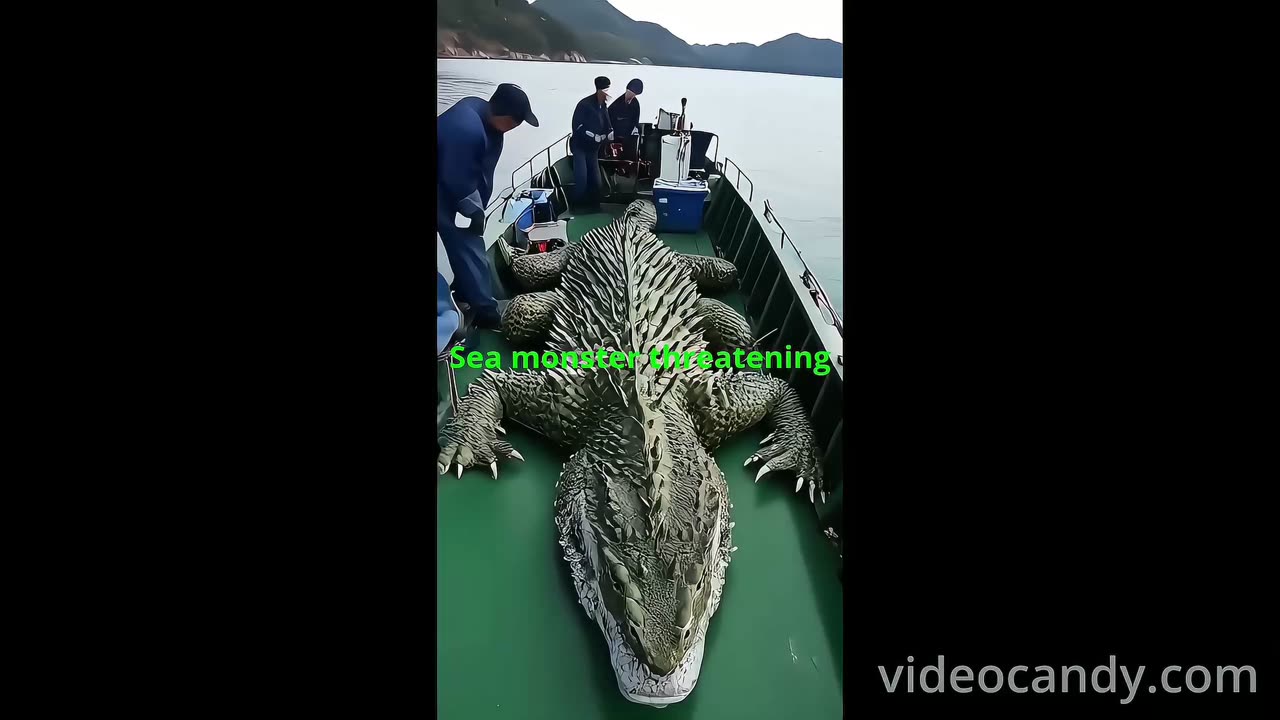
[436,272,460,355]
[571,140,602,205]
[438,221,496,318]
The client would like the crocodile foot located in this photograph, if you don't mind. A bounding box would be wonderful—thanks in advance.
[744,429,826,506]
[437,420,525,479]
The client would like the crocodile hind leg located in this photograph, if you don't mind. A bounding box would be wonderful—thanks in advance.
[501,291,561,346]
[686,372,827,506]
[679,254,739,294]
[437,369,586,478]
[694,297,755,354]
[509,199,658,292]
[514,246,735,296]
[510,247,573,292]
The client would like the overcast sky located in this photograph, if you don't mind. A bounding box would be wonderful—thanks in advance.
[528,0,842,47]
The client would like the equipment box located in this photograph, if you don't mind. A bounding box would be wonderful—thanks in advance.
[653,180,709,233]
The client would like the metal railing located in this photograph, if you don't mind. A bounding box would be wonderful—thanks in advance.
[718,156,844,339]
[762,199,844,338]
[489,133,574,222]
[721,156,753,201]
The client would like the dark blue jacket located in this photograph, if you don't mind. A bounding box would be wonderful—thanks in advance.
[571,93,613,146]
[438,97,504,219]
[608,95,641,140]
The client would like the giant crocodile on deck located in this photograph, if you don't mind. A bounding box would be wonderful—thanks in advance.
[436,199,828,707]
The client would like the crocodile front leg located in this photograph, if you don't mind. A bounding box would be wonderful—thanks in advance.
[694,297,754,354]
[501,291,560,346]
[437,369,584,478]
[685,372,826,506]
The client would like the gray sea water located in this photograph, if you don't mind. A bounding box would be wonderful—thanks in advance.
[438,59,844,315]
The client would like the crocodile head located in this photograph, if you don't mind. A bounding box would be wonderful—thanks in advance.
[567,421,729,707]
[586,504,726,708]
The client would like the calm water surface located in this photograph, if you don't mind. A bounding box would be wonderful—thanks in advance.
[438,59,844,315]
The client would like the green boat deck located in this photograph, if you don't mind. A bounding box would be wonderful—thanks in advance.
[438,201,843,719]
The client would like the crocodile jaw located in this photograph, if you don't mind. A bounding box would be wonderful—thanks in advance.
[602,600,707,706]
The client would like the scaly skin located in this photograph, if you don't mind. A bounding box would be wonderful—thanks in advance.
[437,200,824,707]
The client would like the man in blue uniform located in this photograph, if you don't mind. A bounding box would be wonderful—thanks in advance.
[608,78,644,174]
[570,76,614,211]
[608,79,643,145]
[437,83,538,328]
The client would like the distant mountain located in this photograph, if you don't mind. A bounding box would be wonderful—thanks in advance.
[695,34,843,78]
[438,0,842,78]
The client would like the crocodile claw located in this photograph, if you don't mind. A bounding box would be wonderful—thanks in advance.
[496,425,507,435]
[743,455,757,468]
[754,464,772,482]
[439,424,525,480]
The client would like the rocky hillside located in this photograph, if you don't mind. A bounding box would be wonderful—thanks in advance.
[437,0,591,61]
[531,0,702,67]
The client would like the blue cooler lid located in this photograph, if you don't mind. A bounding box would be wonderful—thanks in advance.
[653,179,709,193]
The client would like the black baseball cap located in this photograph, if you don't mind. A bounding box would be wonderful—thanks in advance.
[489,83,539,127]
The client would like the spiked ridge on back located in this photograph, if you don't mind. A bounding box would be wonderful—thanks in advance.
[543,203,714,545]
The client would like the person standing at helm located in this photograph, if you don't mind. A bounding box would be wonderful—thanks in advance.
[437,83,538,329]
[570,76,614,211]
[608,79,643,146]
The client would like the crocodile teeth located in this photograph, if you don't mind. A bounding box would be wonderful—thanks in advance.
[490,462,499,480]
[795,475,805,493]
[821,491,827,504]
[456,463,464,479]
[754,464,772,482]
[760,432,776,445]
